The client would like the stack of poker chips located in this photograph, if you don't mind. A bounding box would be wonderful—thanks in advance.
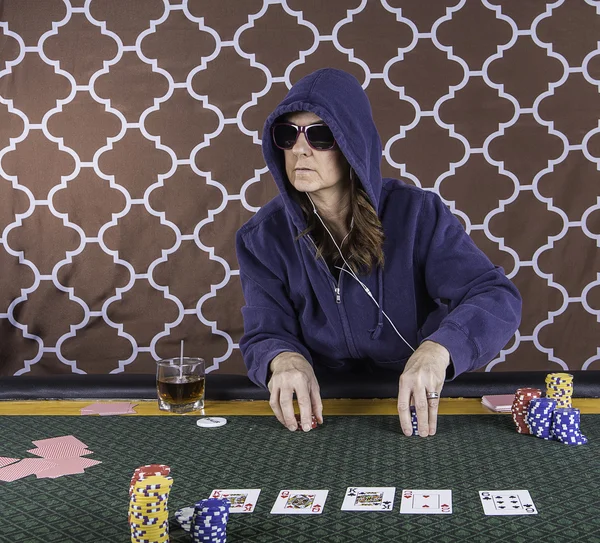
[128,465,173,543]
[175,506,194,533]
[191,497,230,543]
[511,388,542,434]
[521,373,588,446]
[545,372,573,408]
[410,406,419,436]
[551,407,588,446]
[525,397,556,440]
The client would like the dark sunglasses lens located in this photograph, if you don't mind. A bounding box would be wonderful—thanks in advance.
[306,125,335,149]
[273,125,298,149]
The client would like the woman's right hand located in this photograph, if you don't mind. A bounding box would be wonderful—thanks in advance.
[267,352,323,432]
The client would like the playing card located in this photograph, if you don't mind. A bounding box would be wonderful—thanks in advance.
[35,457,101,479]
[400,490,452,514]
[32,436,88,449]
[81,402,137,416]
[210,489,261,513]
[0,458,58,482]
[34,458,86,478]
[0,458,19,468]
[341,487,395,511]
[270,490,329,515]
[479,490,537,515]
[27,444,93,459]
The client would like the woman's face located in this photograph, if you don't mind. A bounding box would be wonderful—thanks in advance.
[282,111,350,202]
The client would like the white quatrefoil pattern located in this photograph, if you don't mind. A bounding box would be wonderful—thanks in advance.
[1,0,599,377]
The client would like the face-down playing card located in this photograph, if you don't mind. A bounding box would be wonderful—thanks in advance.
[209,489,261,513]
[270,490,329,514]
[0,459,58,482]
[400,490,452,514]
[341,487,395,511]
[479,490,537,515]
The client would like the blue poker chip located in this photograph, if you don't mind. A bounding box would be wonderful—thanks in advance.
[192,526,227,533]
[194,516,228,523]
[192,528,226,534]
[192,514,229,524]
[195,498,230,509]
[191,532,226,540]
[192,522,226,527]
[193,523,227,530]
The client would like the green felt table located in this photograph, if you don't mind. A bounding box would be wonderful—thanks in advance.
[1,414,599,543]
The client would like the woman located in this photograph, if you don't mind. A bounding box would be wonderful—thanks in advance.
[236,68,521,437]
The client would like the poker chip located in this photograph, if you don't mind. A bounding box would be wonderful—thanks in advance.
[175,506,194,532]
[526,397,556,440]
[128,466,172,543]
[129,464,171,496]
[520,374,588,447]
[295,414,318,431]
[511,388,542,434]
[196,417,227,428]
[410,406,418,436]
[545,373,573,409]
[190,498,230,543]
[552,408,588,446]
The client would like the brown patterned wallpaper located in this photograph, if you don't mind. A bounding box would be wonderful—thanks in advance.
[1,0,600,378]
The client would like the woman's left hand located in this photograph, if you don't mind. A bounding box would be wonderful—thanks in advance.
[397,340,451,437]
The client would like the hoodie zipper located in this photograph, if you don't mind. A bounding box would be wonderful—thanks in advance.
[305,235,343,303]
[301,235,361,359]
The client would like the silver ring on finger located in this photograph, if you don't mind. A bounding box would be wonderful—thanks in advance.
[426,391,440,400]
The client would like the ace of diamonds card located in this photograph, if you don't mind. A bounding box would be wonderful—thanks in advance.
[400,489,452,514]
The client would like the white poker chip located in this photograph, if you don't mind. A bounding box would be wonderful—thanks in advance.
[196,417,227,428]
[175,506,194,532]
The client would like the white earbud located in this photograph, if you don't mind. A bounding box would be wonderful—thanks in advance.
[306,194,415,352]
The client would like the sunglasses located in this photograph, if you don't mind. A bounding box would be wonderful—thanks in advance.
[272,122,336,151]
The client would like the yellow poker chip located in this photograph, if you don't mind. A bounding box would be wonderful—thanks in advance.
[133,475,173,485]
[130,496,169,504]
[131,537,169,543]
[129,510,168,518]
[129,524,169,533]
[129,524,169,534]
[546,372,573,379]
[128,509,168,516]
[129,509,168,516]
[131,536,169,542]
[130,496,170,504]
[130,524,169,536]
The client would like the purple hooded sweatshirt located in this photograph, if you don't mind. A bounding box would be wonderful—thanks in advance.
[236,68,522,389]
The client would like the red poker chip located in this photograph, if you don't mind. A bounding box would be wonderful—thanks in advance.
[294,414,318,431]
[129,465,171,495]
[511,388,541,435]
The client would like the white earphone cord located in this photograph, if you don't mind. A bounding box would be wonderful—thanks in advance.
[306,194,415,353]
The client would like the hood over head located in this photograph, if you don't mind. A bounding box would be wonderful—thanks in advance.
[261,68,387,340]
[262,68,383,233]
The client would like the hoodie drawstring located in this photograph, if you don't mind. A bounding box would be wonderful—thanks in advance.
[369,267,384,340]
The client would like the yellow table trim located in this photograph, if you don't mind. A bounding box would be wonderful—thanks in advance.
[1,398,599,416]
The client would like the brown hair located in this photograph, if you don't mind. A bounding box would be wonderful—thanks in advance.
[296,170,385,274]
